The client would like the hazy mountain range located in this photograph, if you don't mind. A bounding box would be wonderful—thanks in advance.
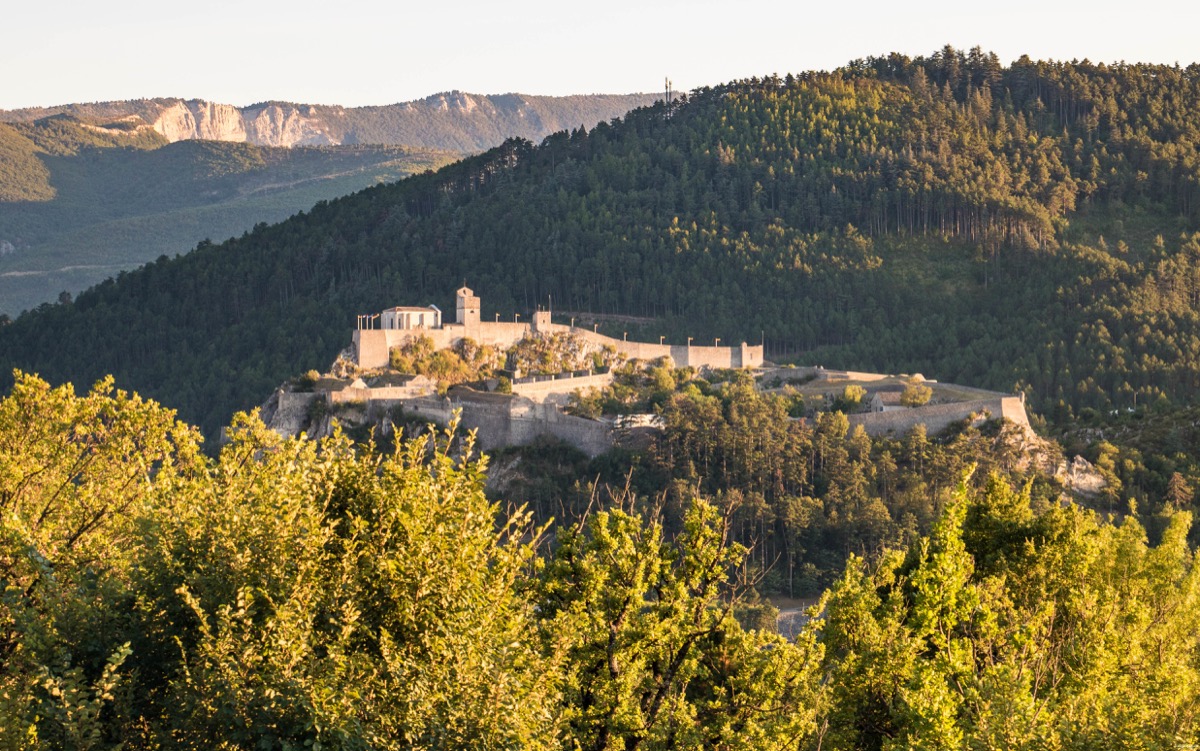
[0,92,660,314]
[0,92,660,151]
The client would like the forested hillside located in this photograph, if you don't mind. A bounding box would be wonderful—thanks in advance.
[3,48,1200,438]
[0,115,455,314]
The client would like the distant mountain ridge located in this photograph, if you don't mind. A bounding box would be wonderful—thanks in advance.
[0,92,661,151]
[0,114,457,315]
[0,91,660,313]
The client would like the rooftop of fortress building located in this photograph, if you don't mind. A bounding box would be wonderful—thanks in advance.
[383,305,439,313]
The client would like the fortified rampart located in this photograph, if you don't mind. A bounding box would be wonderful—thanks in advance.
[814,368,893,383]
[266,382,620,457]
[848,396,1030,437]
[511,370,614,402]
[353,321,533,369]
[387,391,617,457]
[353,286,763,371]
[354,323,763,371]
[269,390,321,436]
[327,381,434,404]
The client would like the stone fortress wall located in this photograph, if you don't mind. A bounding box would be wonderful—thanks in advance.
[511,370,614,403]
[398,391,616,457]
[849,396,1030,437]
[265,287,1033,456]
[327,377,435,405]
[265,368,625,457]
[269,385,1033,458]
[353,287,763,371]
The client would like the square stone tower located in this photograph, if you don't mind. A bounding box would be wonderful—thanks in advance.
[456,286,480,326]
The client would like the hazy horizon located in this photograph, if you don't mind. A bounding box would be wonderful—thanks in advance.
[5,0,1197,111]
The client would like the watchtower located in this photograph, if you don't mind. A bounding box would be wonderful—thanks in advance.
[456,286,480,326]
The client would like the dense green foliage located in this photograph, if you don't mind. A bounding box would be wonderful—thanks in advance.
[815,478,1200,749]
[0,372,819,749]
[509,373,1061,594]
[4,49,1200,438]
[6,373,1200,748]
[0,115,455,314]
[0,124,55,202]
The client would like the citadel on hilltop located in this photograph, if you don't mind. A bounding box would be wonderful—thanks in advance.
[353,286,764,371]
[264,286,1033,457]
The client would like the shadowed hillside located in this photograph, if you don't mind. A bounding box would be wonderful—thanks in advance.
[0,115,455,314]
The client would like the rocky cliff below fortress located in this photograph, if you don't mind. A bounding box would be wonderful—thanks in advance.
[0,92,660,151]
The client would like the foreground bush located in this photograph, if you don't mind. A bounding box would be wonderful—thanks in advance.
[6,371,1200,749]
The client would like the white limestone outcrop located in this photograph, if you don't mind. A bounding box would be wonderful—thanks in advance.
[243,103,341,146]
[151,100,247,142]
[148,100,342,146]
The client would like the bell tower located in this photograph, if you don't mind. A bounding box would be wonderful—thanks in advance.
[456,286,480,326]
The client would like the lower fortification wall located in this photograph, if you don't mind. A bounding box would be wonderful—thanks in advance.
[505,400,615,457]
[385,394,616,457]
[511,371,614,401]
[848,397,1030,437]
[269,391,319,437]
[268,384,617,457]
[328,383,434,404]
[815,368,891,382]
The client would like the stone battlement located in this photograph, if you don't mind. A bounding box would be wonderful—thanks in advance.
[353,287,763,372]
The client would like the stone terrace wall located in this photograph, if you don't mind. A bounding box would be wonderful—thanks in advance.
[511,371,614,402]
[848,396,1030,437]
[354,322,533,369]
[268,391,319,437]
[328,383,435,404]
[506,399,614,456]
[397,393,616,457]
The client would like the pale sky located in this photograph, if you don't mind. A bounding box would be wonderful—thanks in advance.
[4,0,1197,110]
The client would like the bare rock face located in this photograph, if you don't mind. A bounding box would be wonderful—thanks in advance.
[194,101,246,141]
[151,101,199,141]
[151,100,246,142]
[1056,454,1107,496]
[243,103,341,147]
[148,100,340,147]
